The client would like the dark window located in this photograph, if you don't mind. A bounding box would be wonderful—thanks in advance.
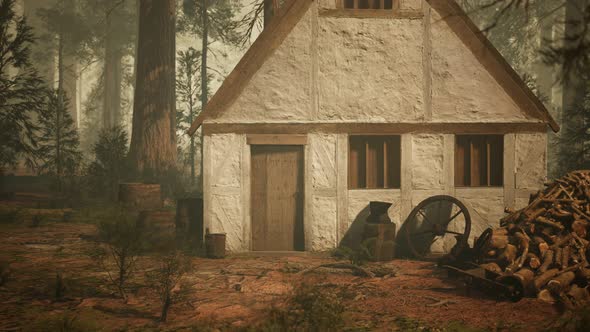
[343,0,394,9]
[349,136,401,189]
[455,135,503,187]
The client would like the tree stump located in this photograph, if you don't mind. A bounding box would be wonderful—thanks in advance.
[118,183,162,211]
[138,210,176,249]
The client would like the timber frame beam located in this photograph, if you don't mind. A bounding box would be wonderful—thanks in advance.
[204,122,548,135]
[247,134,308,145]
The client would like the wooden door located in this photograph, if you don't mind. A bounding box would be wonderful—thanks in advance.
[251,145,304,251]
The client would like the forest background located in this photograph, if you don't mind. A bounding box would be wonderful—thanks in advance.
[1,0,588,201]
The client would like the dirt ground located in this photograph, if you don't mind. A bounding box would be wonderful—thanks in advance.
[0,209,568,331]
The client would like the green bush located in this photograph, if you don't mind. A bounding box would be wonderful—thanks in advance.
[92,208,144,299]
[23,312,99,332]
[255,282,345,332]
[86,126,130,201]
[331,243,372,266]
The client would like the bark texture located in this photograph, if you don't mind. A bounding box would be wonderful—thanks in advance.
[103,11,122,129]
[129,0,176,177]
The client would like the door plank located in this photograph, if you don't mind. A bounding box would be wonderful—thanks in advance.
[251,146,304,251]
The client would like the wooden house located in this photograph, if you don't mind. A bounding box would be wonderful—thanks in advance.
[188,0,559,252]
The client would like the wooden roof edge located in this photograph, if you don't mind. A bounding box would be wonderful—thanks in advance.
[187,0,313,136]
[430,0,560,133]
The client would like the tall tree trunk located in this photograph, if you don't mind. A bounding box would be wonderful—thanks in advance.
[129,0,177,179]
[188,61,195,184]
[63,54,78,128]
[62,0,78,129]
[199,0,208,192]
[103,12,123,129]
[559,0,588,174]
[56,32,64,192]
[24,0,56,85]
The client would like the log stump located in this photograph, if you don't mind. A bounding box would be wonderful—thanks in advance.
[138,210,176,249]
[118,183,162,211]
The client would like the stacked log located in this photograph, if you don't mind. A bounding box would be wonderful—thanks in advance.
[478,170,590,306]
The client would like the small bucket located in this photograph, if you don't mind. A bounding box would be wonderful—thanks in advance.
[205,233,226,259]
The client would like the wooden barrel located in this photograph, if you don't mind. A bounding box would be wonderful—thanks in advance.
[118,183,162,211]
[176,198,204,246]
[205,233,226,259]
[363,223,396,262]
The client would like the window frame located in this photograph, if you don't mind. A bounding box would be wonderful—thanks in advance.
[348,135,402,190]
[454,134,504,188]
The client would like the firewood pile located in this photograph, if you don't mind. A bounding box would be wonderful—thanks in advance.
[479,170,590,307]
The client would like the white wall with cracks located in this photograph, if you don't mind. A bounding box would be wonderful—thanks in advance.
[202,0,549,252]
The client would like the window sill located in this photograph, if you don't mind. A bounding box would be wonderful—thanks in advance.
[455,186,504,189]
[319,8,423,19]
[348,188,402,191]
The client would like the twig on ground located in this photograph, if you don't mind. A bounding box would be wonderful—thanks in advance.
[299,263,375,278]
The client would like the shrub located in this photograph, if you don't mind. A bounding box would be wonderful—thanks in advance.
[91,209,144,299]
[146,250,191,322]
[86,126,129,201]
[331,243,371,266]
[257,282,345,332]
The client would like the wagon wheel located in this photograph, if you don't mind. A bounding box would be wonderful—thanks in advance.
[404,195,471,261]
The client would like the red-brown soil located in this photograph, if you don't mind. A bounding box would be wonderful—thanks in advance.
[0,218,564,331]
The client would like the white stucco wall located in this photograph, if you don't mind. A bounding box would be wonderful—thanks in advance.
[317,16,424,122]
[208,1,543,125]
[430,9,537,123]
[201,1,550,252]
[308,133,339,251]
[411,134,445,190]
[203,131,548,252]
[515,133,547,190]
[214,8,313,123]
[205,134,246,252]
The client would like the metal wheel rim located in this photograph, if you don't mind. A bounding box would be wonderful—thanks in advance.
[404,195,472,261]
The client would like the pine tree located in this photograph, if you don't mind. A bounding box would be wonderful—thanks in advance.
[87,125,129,200]
[461,0,590,177]
[36,90,82,191]
[557,89,590,173]
[0,0,48,172]
[178,0,243,191]
[80,0,137,130]
[176,47,202,185]
[37,0,92,127]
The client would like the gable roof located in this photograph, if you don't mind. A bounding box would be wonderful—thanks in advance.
[188,0,559,136]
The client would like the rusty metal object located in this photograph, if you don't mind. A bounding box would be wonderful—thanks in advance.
[403,195,471,261]
[205,231,226,259]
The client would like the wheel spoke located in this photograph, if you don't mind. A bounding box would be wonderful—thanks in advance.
[417,209,434,226]
[444,230,464,236]
[430,237,439,246]
[447,209,463,225]
[404,195,471,261]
